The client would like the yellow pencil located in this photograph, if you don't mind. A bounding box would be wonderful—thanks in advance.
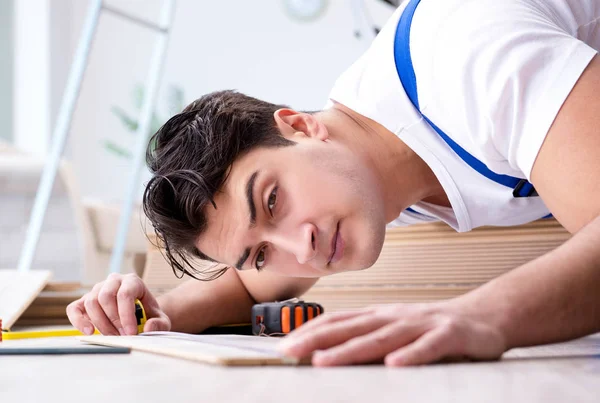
[2,328,101,340]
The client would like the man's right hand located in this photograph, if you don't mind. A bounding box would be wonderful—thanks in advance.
[67,273,171,336]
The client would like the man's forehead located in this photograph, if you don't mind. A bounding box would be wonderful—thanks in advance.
[201,189,235,238]
[196,176,246,262]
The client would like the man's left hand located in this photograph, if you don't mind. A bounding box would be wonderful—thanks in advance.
[278,302,506,366]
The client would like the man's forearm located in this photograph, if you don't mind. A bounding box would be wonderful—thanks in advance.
[451,215,600,349]
[157,268,255,333]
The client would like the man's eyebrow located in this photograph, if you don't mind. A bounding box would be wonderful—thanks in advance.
[234,170,259,271]
[246,170,259,228]
[235,247,251,271]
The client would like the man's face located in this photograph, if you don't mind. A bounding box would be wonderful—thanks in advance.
[196,114,388,278]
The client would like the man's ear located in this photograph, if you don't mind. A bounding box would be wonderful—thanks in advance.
[273,108,329,141]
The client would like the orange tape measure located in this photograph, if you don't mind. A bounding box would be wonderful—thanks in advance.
[251,299,324,336]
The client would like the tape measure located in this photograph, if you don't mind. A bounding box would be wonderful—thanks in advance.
[251,299,324,336]
[134,298,147,334]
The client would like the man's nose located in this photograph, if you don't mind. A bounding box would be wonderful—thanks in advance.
[269,223,317,264]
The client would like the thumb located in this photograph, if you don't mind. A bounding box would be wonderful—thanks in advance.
[138,293,171,333]
[143,316,171,333]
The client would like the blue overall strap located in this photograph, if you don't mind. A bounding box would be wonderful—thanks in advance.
[394,0,537,198]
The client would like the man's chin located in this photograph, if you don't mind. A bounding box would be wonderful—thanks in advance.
[323,239,384,274]
[331,258,377,274]
[351,245,384,272]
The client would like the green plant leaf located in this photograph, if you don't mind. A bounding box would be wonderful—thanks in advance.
[110,106,139,132]
[103,139,132,159]
[106,83,185,157]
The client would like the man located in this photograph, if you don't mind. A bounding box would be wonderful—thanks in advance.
[68,0,600,366]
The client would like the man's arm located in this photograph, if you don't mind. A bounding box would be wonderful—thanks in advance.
[452,214,600,349]
[158,267,317,333]
[453,54,600,348]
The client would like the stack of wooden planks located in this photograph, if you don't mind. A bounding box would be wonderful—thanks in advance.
[302,219,571,311]
[0,270,85,329]
[16,282,85,327]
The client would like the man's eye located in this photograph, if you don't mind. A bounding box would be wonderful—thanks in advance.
[255,247,266,271]
[268,187,278,216]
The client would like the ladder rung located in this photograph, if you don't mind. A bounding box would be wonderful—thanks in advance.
[101,4,169,33]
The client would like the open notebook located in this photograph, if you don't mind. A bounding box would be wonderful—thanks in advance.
[78,331,309,366]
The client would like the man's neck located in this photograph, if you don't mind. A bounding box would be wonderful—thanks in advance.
[319,103,450,221]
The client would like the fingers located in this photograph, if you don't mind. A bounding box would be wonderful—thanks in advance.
[384,318,506,366]
[97,274,125,335]
[279,307,372,347]
[116,274,146,335]
[384,325,453,366]
[312,319,428,367]
[85,281,120,336]
[139,288,171,333]
[66,298,95,335]
[143,316,171,333]
[279,311,386,358]
[287,308,373,338]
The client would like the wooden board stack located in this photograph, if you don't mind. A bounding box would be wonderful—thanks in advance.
[141,219,571,312]
[16,282,85,327]
[302,219,571,311]
[142,238,193,296]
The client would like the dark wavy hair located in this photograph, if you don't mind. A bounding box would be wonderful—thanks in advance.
[143,90,295,280]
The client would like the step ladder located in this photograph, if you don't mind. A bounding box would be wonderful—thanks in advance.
[17,0,176,277]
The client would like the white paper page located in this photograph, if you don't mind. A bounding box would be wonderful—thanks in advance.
[79,331,303,365]
[140,331,284,356]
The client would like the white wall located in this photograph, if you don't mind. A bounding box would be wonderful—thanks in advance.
[13,0,51,155]
[61,0,394,202]
[2,0,73,147]
[0,0,13,143]
[50,0,74,134]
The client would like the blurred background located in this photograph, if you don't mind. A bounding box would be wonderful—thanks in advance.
[0,0,397,283]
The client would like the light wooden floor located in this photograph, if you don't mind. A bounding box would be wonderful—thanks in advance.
[1,334,599,403]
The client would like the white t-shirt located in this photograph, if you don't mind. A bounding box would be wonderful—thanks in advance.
[327,0,599,232]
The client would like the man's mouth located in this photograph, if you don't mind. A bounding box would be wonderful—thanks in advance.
[327,221,344,265]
